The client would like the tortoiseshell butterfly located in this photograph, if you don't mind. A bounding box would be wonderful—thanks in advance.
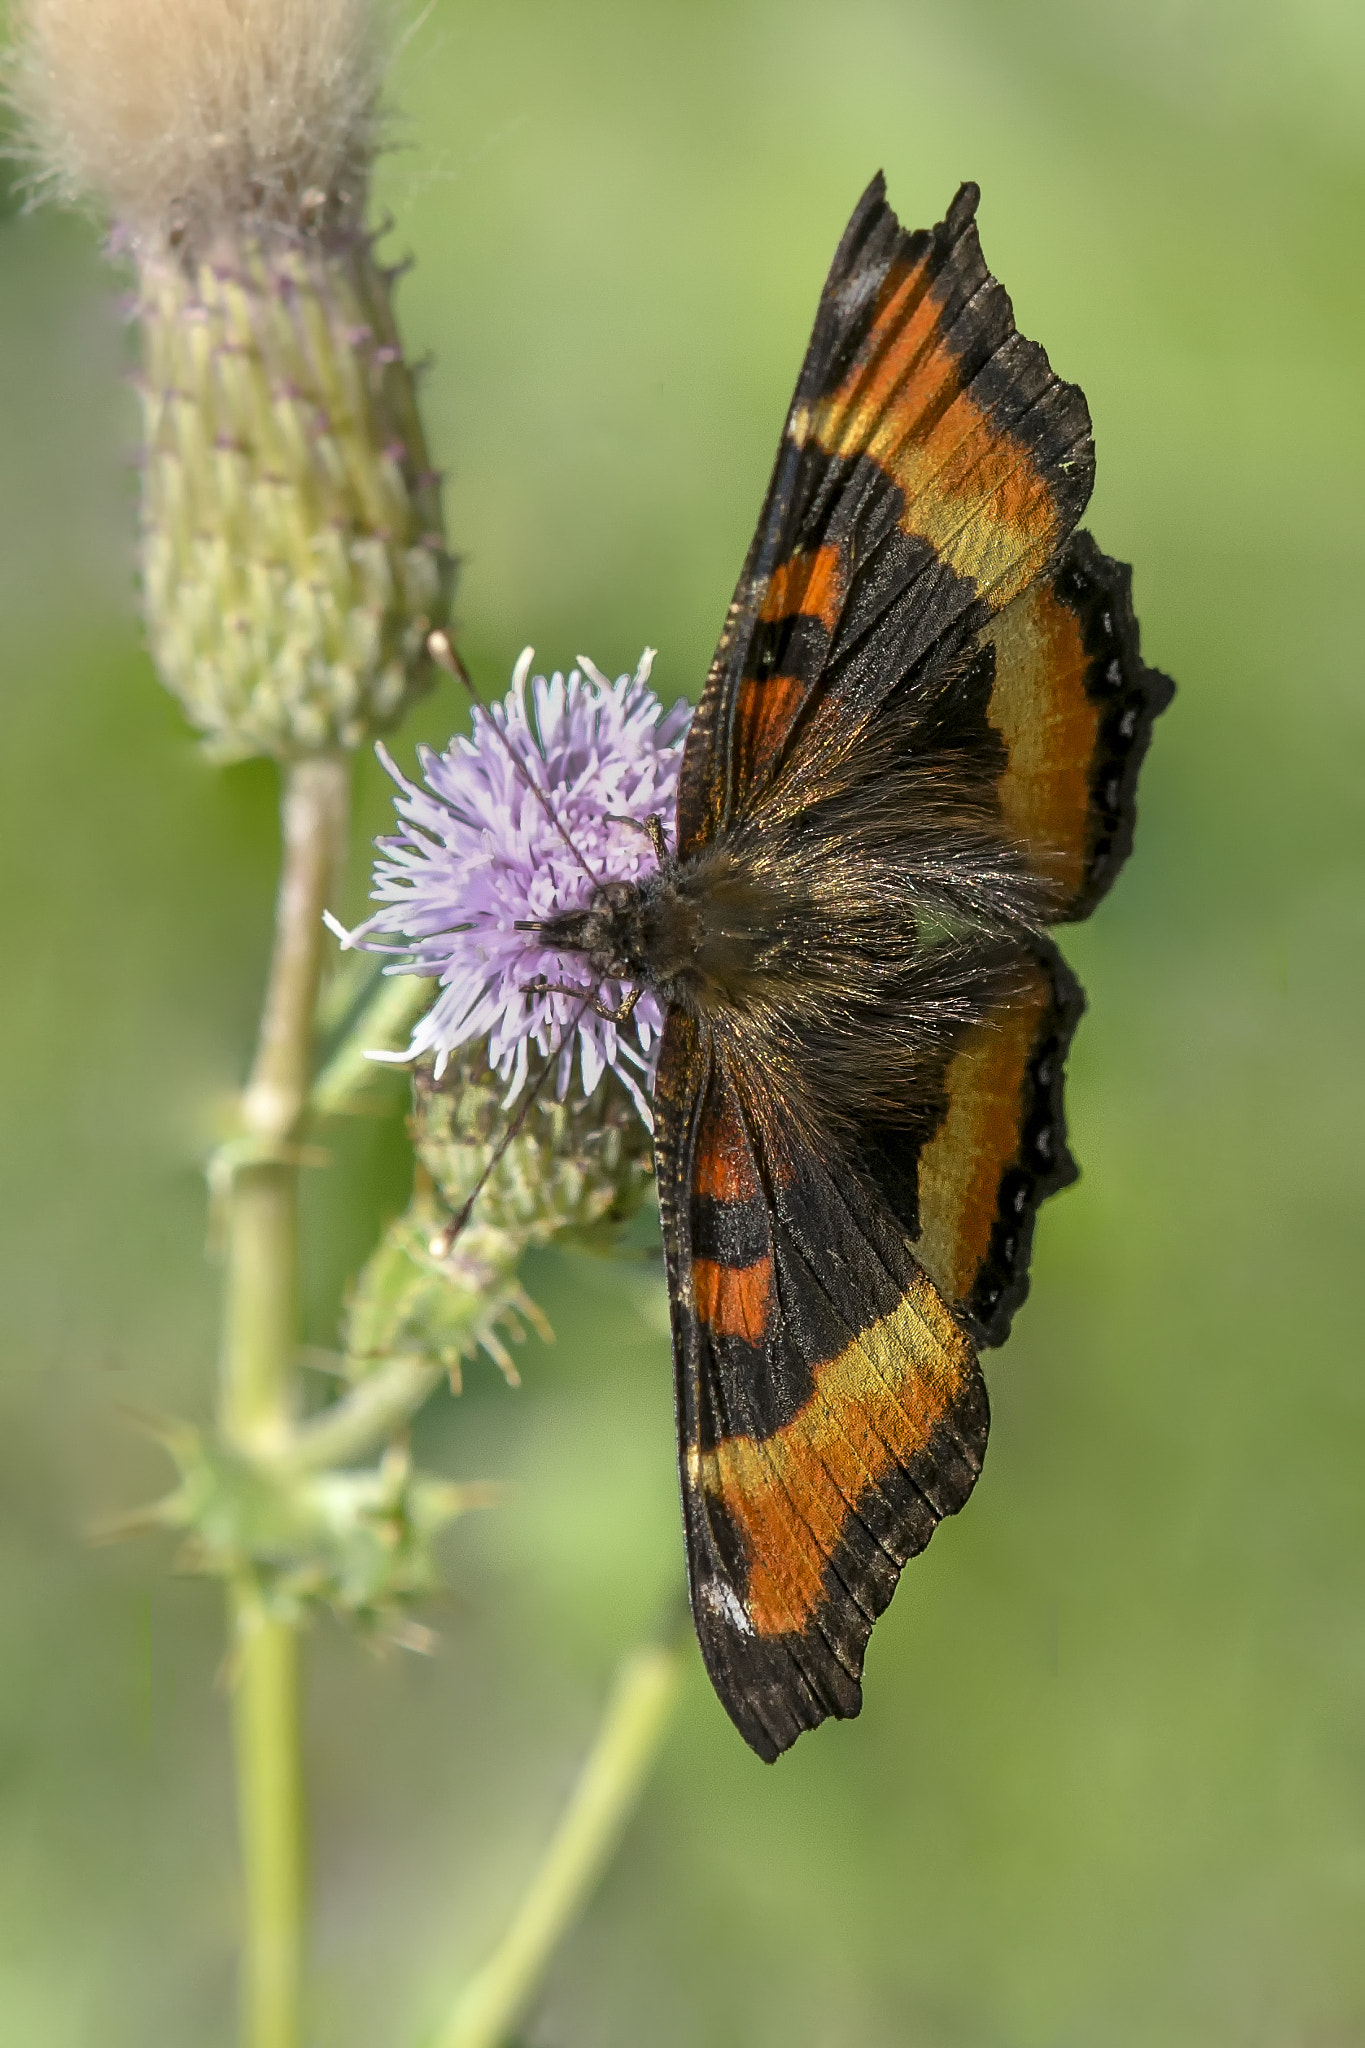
[534,177,1173,1759]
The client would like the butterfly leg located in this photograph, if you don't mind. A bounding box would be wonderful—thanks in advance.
[605,812,669,865]
[597,986,643,1024]
[525,976,643,1025]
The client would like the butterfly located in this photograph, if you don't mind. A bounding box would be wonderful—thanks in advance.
[530,176,1173,1759]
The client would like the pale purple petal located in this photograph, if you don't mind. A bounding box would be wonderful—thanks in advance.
[335,647,691,1121]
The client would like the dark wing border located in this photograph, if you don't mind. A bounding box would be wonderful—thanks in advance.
[1052,530,1176,921]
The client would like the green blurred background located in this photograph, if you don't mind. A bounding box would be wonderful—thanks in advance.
[1,1,1362,2042]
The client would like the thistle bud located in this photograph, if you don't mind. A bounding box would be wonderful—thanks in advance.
[340,1174,535,1390]
[411,1051,656,1253]
[8,0,454,758]
[342,1052,656,1388]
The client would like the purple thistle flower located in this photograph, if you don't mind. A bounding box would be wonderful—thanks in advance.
[328,648,691,1122]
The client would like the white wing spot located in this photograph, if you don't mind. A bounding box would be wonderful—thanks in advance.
[701,1578,754,1636]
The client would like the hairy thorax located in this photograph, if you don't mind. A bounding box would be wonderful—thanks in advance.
[536,846,791,1015]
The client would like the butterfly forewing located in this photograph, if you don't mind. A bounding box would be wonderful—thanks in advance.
[975,529,1176,920]
[677,174,1096,853]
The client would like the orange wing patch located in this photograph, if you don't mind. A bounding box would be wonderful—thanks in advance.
[697,1274,973,1636]
[982,575,1100,906]
[729,546,848,791]
[910,945,1080,1343]
[693,1080,759,1202]
[758,544,845,631]
[693,1256,773,1344]
[795,259,1067,614]
[915,984,1051,1308]
[979,529,1176,922]
[731,674,808,790]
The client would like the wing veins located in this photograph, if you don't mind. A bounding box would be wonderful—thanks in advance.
[673,1045,859,1691]
[822,288,957,451]
[715,1083,883,1661]
[740,1084,952,1538]
[737,394,1085,799]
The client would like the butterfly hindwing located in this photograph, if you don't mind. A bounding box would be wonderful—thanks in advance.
[855,939,1084,1349]
[654,1008,989,1762]
[678,174,1095,851]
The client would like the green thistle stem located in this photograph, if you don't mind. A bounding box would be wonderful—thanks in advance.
[231,1588,305,2048]
[431,1631,685,2048]
[221,753,351,2048]
[310,969,434,1119]
[282,1351,441,1473]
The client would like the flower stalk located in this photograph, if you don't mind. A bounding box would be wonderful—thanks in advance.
[223,755,350,1450]
[231,1587,306,2048]
[433,1626,686,2048]
[281,1350,440,1474]
[310,966,435,1119]
[221,752,351,2048]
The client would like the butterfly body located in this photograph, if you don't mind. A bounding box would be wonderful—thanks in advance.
[543,667,1055,1124]
[537,851,788,1013]
[557,177,1172,1760]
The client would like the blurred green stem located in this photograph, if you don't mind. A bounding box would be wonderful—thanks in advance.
[310,968,433,1118]
[432,1632,685,2048]
[230,1588,306,2048]
[282,1352,441,1473]
[220,754,351,2048]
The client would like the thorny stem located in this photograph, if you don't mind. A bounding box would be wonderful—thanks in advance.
[281,1352,441,1474]
[220,753,350,2048]
[210,749,680,2048]
[431,1630,685,2048]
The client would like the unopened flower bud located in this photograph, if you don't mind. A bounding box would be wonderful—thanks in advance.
[341,1177,535,1390]
[342,1052,656,1387]
[8,0,454,758]
[411,1051,656,1253]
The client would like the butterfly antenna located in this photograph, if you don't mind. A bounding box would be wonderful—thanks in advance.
[427,630,604,897]
[427,1002,590,1258]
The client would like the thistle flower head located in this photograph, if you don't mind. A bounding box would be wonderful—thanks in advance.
[334,649,691,1118]
[7,0,386,254]
[6,0,453,762]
